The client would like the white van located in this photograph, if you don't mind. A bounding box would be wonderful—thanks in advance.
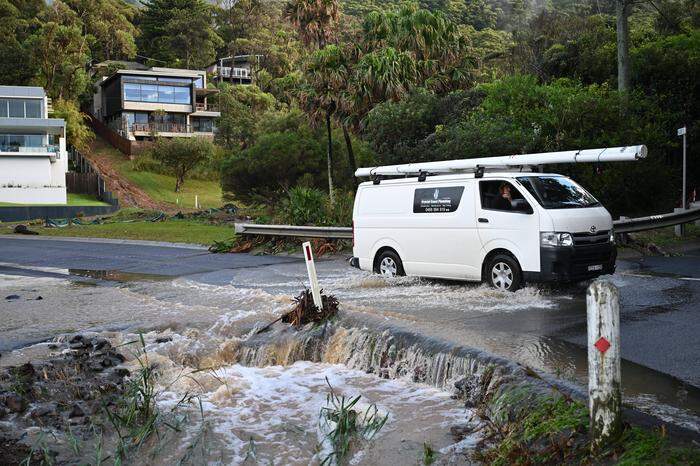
[350,170,618,291]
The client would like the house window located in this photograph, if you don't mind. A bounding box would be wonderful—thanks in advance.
[192,118,213,132]
[124,83,141,101]
[158,86,175,103]
[0,98,43,118]
[123,82,192,105]
[0,134,45,150]
[141,85,158,102]
[25,100,41,118]
[173,87,190,104]
[9,99,25,118]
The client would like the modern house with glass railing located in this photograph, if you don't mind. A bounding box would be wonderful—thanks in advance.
[0,86,68,204]
[92,67,220,141]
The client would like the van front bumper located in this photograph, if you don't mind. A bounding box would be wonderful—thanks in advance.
[524,243,617,284]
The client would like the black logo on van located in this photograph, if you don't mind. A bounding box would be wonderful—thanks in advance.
[414,186,465,213]
[589,226,597,233]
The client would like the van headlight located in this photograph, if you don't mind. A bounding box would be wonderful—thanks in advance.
[540,232,574,247]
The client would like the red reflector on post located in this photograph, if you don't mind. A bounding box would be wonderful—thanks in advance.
[305,245,312,261]
[594,337,611,354]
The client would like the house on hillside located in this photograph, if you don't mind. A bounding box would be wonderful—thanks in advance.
[92,67,220,141]
[0,86,68,204]
[207,55,257,85]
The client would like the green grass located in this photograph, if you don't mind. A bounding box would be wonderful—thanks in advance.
[0,193,111,207]
[89,137,224,209]
[121,167,223,209]
[479,390,700,466]
[3,218,234,245]
[629,224,700,248]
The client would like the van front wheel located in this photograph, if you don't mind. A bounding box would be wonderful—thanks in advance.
[376,250,405,278]
[486,254,522,292]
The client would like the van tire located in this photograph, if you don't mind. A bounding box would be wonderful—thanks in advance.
[375,250,405,278]
[486,254,522,292]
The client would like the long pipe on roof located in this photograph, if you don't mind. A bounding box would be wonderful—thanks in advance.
[355,145,647,177]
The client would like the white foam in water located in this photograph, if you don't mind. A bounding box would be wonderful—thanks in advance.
[321,269,558,312]
[156,361,471,465]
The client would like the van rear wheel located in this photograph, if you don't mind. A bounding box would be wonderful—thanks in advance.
[486,254,522,292]
[376,250,405,278]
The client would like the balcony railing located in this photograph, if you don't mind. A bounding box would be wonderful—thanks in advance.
[0,144,60,154]
[131,123,191,133]
[195,103,220,112]
[128,123,215,134]
[220,67,251,79]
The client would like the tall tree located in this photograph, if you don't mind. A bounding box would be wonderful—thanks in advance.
[286,0,341,200]
[616,0,631,92]
[26,1,91,101]
[285,0,339,48]
[300,44,349,202]
[0,0,46,85]
[138,0,223,69]
[63,0,138,62]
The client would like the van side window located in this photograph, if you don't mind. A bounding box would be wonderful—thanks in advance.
[479,180,532,213]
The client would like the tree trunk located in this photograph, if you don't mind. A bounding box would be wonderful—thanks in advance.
[326,109,335,205]
[175,172,184,192]
[342,123,357,185]
[616,0,631,93]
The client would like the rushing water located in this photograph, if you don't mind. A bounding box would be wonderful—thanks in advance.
[1,255,699,456]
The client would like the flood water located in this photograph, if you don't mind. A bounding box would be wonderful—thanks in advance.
[1,254,699,462]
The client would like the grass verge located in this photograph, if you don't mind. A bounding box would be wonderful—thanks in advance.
[6,220,233,245]
[476,389,700,465]
[627,224,700,248]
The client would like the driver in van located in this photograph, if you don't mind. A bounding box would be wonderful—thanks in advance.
[493,182,513,210]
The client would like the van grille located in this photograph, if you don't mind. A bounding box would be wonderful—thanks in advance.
[572,230,610,246]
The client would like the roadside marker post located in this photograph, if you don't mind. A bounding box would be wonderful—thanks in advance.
[587,279,622,450]
[676,127,688,237]
[302,241,324,311]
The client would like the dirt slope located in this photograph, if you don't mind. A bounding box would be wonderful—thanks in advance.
[83,137,165,210]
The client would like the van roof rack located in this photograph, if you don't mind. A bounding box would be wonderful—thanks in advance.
[356,145,647,178]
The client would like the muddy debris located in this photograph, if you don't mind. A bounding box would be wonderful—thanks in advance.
[12,224,39,235]
[257,288,340,334]
[0,334,130,465]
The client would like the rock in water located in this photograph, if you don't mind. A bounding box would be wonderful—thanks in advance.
[5,295,20,300]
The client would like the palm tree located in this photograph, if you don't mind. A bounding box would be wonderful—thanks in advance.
[284,0,339,48]
[286,0,341,201]
[300,44,348,203]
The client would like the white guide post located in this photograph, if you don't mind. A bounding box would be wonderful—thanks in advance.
[587,279,622,450]
[195,195,199,209]
[302,241,324,311]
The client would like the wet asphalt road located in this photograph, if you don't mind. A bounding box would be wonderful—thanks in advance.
[1,236,699,425]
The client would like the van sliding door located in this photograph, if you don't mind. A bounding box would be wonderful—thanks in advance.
[476,180,540,273]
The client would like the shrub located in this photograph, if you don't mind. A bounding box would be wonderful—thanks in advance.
[149,137,214,192]
[283,186,328,225]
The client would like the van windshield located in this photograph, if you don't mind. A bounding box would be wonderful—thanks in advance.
[517,176,601,209]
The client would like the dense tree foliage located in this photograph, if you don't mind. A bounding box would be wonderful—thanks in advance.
[138,0,223,68]
[1,0,696,214]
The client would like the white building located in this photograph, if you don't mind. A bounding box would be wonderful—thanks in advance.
[0,86,68,204]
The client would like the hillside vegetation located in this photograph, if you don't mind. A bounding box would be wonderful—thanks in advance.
[1,0,697,220]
